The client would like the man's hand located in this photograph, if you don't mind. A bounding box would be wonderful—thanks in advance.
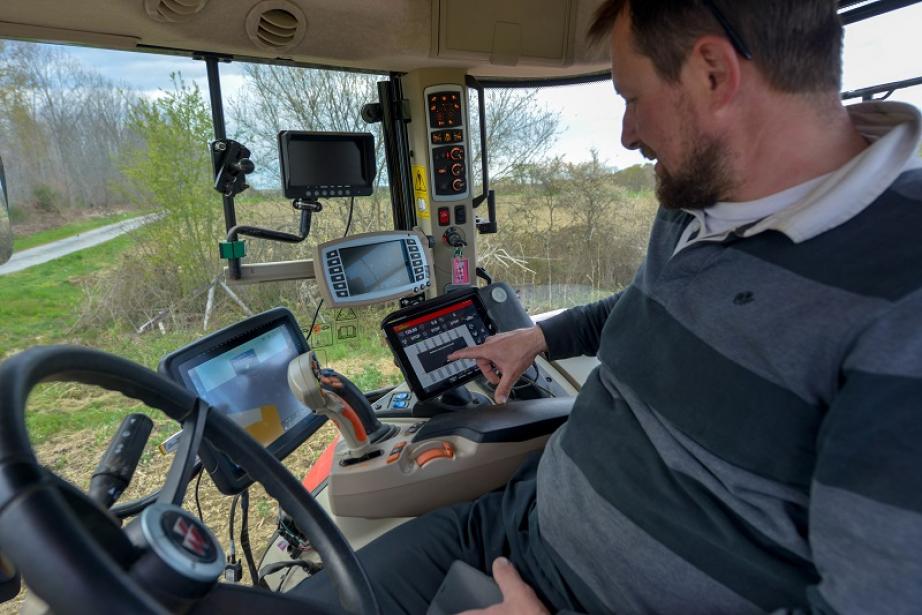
[458,558,550,615]
[448,326,548,404]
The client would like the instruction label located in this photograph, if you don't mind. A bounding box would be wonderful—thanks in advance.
[335,308,357,322]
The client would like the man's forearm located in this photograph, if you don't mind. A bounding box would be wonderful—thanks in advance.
[536,292,622,360]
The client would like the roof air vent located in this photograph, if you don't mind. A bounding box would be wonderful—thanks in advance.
[144,0,209,23]
[245,1,308,52]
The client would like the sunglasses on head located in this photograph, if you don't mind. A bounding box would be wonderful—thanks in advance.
[701,0,753,60]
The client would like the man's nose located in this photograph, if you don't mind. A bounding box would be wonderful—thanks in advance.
[621,111,639,150]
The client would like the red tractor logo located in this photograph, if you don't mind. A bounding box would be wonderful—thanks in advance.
[172,516,208,558]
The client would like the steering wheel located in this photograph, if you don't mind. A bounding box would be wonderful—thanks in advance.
[0,345,380,615]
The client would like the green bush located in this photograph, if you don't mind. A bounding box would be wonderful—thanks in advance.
[32,184,61,212]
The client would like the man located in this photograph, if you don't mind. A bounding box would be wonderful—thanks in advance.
[297,1,922,612]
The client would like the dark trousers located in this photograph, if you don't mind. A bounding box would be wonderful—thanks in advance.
[290,454,580,614]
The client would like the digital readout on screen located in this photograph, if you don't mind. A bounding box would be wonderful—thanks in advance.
[185,325,310,447]
[393,299,491,394]
[340,240,413,295]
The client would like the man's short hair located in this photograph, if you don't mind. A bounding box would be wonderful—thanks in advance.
[589,0,843,94]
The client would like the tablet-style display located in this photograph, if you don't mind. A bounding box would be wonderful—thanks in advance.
[383,292,495,400]
[159,308,324,494]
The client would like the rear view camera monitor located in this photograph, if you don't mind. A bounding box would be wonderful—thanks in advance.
[279,131,376,200]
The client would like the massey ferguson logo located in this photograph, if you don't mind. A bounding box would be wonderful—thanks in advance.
[172,516,209,558]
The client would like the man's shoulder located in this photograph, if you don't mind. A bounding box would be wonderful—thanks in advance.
[731,168,922,303]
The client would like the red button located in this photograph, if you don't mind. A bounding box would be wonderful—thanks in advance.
[438,207,450,226]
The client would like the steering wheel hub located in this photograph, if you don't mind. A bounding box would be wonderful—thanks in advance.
[133,503,224,582]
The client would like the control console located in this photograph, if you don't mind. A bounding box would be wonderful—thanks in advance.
[425,85,470,202]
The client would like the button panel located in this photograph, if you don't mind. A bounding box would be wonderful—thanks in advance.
[426,86,469,202]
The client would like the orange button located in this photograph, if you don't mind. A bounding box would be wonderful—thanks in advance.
[415,443,454,468]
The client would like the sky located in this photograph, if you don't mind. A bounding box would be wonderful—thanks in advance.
[34,4,922,174]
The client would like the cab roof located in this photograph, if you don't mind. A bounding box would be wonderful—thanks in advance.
[0,1,912,82]
[0,0,610,80]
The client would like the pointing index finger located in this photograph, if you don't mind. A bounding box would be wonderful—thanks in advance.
[447,345,482,361]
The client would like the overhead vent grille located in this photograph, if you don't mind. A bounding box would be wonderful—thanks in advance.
[246,1,307,52]
[144,0,209,23]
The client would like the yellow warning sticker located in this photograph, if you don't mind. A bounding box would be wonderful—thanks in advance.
[412,165,428,197]
[412,165,431,220]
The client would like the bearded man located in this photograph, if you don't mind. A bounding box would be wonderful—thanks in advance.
[297,2,922,612]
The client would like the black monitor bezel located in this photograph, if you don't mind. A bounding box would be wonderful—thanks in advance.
[278,131,376,199]
[381,289,496,401]
[159,307,326,495]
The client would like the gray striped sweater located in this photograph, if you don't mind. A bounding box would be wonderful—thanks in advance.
[533,102,922,614]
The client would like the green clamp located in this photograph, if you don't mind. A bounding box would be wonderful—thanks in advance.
[218,240,247,260]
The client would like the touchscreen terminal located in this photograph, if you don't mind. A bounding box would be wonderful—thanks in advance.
[317,231,431,308]
[181,325,308,446]
[159,308,324,494]
[383,292,495,400]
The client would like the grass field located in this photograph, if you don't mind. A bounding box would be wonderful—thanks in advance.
[0,222,402,611]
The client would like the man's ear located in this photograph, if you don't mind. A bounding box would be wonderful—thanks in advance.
[686,35,742,110]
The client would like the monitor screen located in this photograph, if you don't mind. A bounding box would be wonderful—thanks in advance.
[317,232,430,307]
[181,325,310,447]
[278,131,375,199]
[159,308,324,494]
[340,240,414,295]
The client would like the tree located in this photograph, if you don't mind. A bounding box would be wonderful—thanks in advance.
[0,42,136,211]
[612,163,655,193]
[121,75,221,292]
[475,88,561,181]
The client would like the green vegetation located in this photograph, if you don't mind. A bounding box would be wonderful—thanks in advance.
[120,76,223,294]
[0,235,132,354]
[12,211,139,251]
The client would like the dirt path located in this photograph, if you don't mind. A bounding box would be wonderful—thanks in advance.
[0,214,159,276]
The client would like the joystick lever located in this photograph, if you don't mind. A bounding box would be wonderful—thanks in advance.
[288,352,376,457]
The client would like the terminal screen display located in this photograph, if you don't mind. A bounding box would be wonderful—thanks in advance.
[340,240,413,294]
[385,296,493,400]
[181,325,310,447]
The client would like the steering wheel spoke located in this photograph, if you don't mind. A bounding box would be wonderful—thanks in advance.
[158,400,209,507]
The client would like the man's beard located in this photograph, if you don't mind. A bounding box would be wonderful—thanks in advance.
[655,121,735,211]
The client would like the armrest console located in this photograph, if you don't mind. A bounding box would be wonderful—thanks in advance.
[327,397,574,518]
[413,397,574,444]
